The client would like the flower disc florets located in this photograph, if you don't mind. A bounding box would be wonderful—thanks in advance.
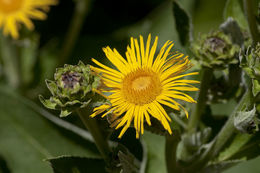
[39,61,102,117]
[192,31,239,69]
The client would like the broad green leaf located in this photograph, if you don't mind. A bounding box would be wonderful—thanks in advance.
[172,1,192,46]
[223,0,248,29]
[0,86,100,173]
[224,156,260,173]
[203,159,245,173]
[218,134,252,161]
[142,131,166,173]
[47,156,105,173]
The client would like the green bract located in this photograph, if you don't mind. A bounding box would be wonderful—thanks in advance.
[39,61,102,117]
[234,106,259,134]
[192,31,239,69]
[240,43,260,96]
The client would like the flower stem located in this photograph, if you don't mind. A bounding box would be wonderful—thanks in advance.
[0,34,20,88]
[211,88,253,157]
[165,132,183,173]
[58,0,91,66]
[187,67,213,134]
[243,0,260,45]
[188,88,254,170]
[76,108,111,162]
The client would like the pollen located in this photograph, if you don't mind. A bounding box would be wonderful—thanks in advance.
[122,68,161,105]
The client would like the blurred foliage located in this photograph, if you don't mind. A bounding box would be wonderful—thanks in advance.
[0,0,260,172]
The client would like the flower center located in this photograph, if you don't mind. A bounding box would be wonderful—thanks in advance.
[205,37,226,53]
[0,0,24,14]
[61,72,82,89]
[122,69,162,105]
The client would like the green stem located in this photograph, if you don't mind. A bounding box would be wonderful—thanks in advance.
[187,67,213,134]
[76,108,111,162]
[211,88,253,157]
[243,0,260,45]
[0,34,20,88]
[165,132,183,173]
[58,0,91,66]
[188,89,253,171]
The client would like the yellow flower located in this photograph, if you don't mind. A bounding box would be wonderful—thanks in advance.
[91,34,199,138]
[0,0,58,39]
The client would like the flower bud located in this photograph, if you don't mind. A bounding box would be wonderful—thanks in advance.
[39,61,104,117]
[192,31,240,69]
[234,106,259,134]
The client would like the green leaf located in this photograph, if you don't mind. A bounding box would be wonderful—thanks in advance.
[218,134,252,161]
[0,86,100,173]
[117,150,140,173]
[223,0,248,29]
[203,159,245,173]
[47,156,105,173]
[234,106,259,134]
[252,79,260,97]
[223,156,260,173]
[172,1,192,46]
[220,18,244,46]
[39,95,57,110]
[176,128,212,164]
[142,131,166,173]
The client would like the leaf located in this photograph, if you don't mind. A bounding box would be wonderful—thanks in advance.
[220,18,244,46]
[223,0,248,30]
[176,128,212,164]
[218,134,252,161]
[0,86,100,173]
[118,151,140,173]
[234,106,259,134]
[252,79,260,97]
[203,159,245,173]
[47,156,106,173]
[172,1,192,46]
[223,156,260,173]
[142,131,166,173]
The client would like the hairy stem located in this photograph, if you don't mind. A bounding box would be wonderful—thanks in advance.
[243,0,260,45]
[165,132,183,173]
[187,67,213,134]
[189,89,253,171]
[211,89,253,157]
[58,0,91,66]
[76,108,110,162]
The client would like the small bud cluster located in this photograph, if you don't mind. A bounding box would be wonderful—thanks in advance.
[191,31,240,69]
[39,61,103,117]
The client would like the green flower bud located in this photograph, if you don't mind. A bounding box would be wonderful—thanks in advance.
[240,43,260,96]
[39,61,104,117]
[192,31,240,69]
[234,106,259,134]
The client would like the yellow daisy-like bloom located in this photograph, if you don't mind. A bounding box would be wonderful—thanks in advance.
[0,0,58,39]
[91,34,199,138]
